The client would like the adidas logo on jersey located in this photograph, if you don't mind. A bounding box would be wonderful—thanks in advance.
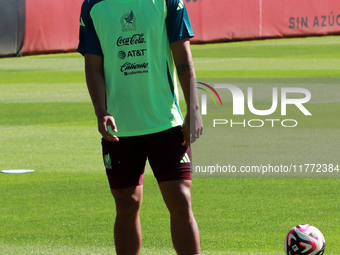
[180,153,190,163]
[177,0,184,10]
[80,17,85,27]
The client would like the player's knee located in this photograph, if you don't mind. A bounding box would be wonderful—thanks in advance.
[116,197,141,216]
[161,180,193,218]
[168,195,193,219]
[111,189,142,216]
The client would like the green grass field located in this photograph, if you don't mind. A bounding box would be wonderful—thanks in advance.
[1,36,340,254]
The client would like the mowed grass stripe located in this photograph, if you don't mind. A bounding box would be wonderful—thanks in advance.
[0,83,90,103]
[191,36,340,59]
[196,70,340,78]
[0,102,94,126]
[0,71,85,84]
[0,53,83,72]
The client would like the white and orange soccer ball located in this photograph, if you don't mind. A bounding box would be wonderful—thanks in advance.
[284,224,325,255]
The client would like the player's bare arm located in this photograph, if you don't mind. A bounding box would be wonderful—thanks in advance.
[84,53,119,142]
[170,38,203,146]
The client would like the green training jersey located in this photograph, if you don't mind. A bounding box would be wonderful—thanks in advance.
[78,0,194,137]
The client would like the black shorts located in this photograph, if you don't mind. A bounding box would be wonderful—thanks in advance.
[101,126,192,189]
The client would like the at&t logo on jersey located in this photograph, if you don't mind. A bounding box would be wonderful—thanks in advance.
[118,49,147,59]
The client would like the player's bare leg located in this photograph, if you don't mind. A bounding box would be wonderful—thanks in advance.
[111,185,143,255]
[159,180,200,255]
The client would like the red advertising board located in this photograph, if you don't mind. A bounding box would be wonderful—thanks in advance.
[22,0,83,55]
[21,0,340,54]
[262,0,340,38]
[186,0,340,43]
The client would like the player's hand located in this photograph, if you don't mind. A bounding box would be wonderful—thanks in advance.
[182,108,203,146]
[97,114,119,142]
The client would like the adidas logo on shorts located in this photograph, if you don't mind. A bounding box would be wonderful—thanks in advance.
[180,153,190,163]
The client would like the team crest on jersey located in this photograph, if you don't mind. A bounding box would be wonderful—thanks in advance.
[120,10,136,32]
[104,153,112,169]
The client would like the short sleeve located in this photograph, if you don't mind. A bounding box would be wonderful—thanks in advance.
[166,0,194,43]
[77,0,103,56]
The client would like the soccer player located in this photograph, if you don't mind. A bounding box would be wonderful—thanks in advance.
[77,0,203,254]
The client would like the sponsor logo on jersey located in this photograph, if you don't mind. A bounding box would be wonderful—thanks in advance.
[121,62,148,72]
[121,62,149,76]
[120,10,136,32]
[118,51,126,59]
[118,49,147,59]
[117,34,146,47]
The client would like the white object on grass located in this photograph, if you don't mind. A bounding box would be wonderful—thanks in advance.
[1,169,35,174]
